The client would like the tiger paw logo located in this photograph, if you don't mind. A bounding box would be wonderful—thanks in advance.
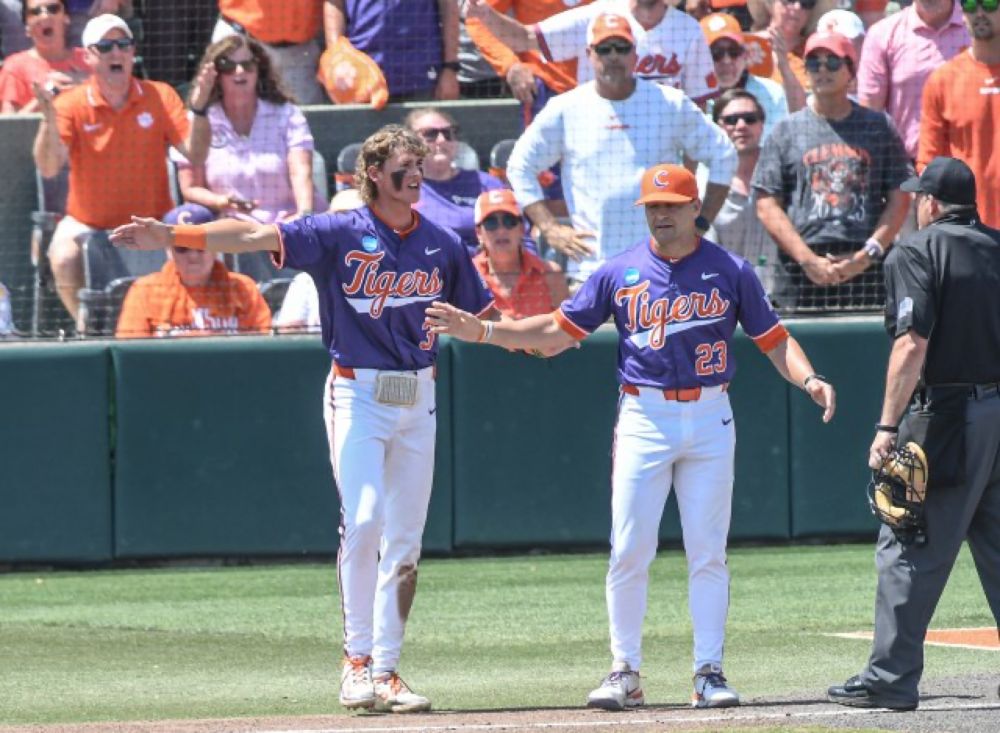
[136,112,154,129]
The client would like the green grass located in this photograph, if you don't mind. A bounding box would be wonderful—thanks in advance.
[0,544,995,725]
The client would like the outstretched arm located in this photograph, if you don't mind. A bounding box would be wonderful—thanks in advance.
[425,301,578,355]
[766,335,836,423]
[464,0,538,53]
[110,217,281,253]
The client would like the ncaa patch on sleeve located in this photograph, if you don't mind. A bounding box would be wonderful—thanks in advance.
[897,296,914,330]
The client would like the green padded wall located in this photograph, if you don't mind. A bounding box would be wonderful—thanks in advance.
[0,343,112,562]
[787,318,887,537]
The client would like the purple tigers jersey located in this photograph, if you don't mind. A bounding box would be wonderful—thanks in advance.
[275,207,494,369]
[555,238,788,388]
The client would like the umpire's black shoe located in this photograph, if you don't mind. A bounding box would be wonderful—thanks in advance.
[827,675,917,711]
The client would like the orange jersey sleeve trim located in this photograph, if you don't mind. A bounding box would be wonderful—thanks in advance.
[752,322,789,353]
[475,300,497,318]
[553,308,588,340]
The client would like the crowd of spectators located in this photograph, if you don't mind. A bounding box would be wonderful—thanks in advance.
[0,0,994,338]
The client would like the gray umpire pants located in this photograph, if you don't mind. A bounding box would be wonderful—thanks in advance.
[860,392,1000,705]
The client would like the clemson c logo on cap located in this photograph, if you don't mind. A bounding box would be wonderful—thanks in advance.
[709,16,727,31]
[653,170,671,188]
[489,191,504,204]
[177,211,192,225]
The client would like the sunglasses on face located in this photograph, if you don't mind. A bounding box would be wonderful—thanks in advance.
[719,111,762,126]
[91,37,134,53]
[805,54,847,73]
[711,45,745,62]
[215,56,258,74]
[480,213,521,231]
[27,3,63,16]
[416,126,456,142]
[593,40,634,56]
[962,0,999,12]
[779,0,817,8]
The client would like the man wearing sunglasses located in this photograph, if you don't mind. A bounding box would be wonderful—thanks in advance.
[918,0,1000,229]
[753,32,911,311]
[506,12,735,285]
[31,13,214,326]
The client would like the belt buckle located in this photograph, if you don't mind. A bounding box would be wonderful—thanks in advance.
[375,372,418,407]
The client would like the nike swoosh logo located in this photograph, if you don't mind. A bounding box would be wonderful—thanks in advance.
[428,407,437,415]
[701,273,719,280]
[83,123,102,132]
[722,418,733,425]
[425,247,441,255]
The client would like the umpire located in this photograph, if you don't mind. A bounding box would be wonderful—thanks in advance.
[829,156,1000,711]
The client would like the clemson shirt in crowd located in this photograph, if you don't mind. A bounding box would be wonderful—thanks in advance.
[0,47,89,111]
[55,77,189,229]
[217,0,322,45]
[919,50,1000,229]
[116,260,271,339]
[472,250,562,319]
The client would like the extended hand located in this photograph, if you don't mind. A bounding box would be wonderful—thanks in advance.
[110,216,173,251]
[830,254,868,282]
[869,430,897,470]
[188,61,218,111]
[542,223,596,262]
[434,69,460,101]
[801,255,841,286]
[424,301,483,341]
[506,63,537,105]
[464,0,490,21]
[806,378,836,423]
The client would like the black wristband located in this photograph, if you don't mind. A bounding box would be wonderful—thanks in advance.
[802,373,828,389]
[440,61,461,72]
[875,423,899,434]
[189,105,208,117]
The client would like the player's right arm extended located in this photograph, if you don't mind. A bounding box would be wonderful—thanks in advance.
[425,301,578,355]
[110,217,280,253]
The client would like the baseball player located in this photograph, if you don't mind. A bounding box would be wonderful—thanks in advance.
[110,124,494,714]
[426,163,836,710]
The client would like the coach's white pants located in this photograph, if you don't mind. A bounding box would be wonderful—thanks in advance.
[323,366,436,673]
[607,388,735,672]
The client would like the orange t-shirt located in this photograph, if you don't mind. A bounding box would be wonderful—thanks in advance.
[55,77,189,229]
[473,249,560,319]
[218,0,322,45]
[0,48,89,111]
[768,52,809,95]
[919,50,1000,228]
[466,0,594,96]
[116,260,272,338]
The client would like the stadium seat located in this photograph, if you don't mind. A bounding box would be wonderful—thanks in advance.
[335,142,362,192]
[489,139,517,184]
[30,167,72,337]
[258,277,293,319]
[456,141,480,171]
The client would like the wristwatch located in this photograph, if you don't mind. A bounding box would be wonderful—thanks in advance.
[862,239,884,261]
[440,61,461,73]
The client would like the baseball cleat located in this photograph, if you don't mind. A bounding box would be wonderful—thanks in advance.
[692,663,740,708]
[373,671,432,713]
[586,661,645,711]
[339,654,375,709]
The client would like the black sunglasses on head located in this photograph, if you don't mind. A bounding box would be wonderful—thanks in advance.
[91,37,134,54]
[779,0,817,8]
[711,45,745,62]
[215,56,258,74]
[480,213,521,231]
[719,112,762,126]
[416,126,456,142]
[805,55,847,73]
[27,2,63,16]
[593,40,634,56]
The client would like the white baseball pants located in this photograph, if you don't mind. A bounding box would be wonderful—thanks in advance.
[607,386,736,673]
[323,365,436,673]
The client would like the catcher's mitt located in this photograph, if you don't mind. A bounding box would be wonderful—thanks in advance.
[867,441,929,543]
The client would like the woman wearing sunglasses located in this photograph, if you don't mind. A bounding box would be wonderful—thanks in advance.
[173,34,326,236]
[471,189,568,319]
[0,1,88,113]
[404,107,509,255]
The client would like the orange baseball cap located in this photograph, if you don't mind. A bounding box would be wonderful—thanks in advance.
[586,13,635,47]
[474,189,521,225]
[803,31,858,66]
[635,164,699,206]
[711,0,748,7]
[700,13,744,47]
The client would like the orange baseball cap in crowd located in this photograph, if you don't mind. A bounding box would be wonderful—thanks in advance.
[586,13,635,47]
[803,31,858,66]
[700,13,744,47]
[635,164,699,206]
[474,189,522,225]
[711,0,748,7]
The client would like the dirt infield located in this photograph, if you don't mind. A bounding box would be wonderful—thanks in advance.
[2,675,998,733]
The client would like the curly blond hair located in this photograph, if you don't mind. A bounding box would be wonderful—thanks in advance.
[355,125,429,204]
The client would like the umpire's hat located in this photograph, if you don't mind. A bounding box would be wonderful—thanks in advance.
[901,157,977,207]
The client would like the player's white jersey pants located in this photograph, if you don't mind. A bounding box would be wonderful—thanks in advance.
[608,385,735,673]
[323,365,436,673]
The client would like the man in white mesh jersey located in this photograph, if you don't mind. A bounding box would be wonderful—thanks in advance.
[504,12,736,285]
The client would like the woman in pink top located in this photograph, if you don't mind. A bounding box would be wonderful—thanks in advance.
[471,189,568,320]
[0,0,88,114]
[174,34,325,226]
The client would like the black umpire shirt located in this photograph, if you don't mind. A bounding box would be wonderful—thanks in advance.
[883,211,1000,385]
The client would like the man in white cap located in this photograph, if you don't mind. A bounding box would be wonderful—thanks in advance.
[32,13,215,327]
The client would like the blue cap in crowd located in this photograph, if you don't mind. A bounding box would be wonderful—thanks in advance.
[163,203,215,226]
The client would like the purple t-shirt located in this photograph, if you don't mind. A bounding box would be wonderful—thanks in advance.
[558,238,786,389]
[416,170,504,253]
[276,206,493,369]
[343,0,443,97]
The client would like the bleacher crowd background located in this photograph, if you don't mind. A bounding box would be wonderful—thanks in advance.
[0,0,993,339]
